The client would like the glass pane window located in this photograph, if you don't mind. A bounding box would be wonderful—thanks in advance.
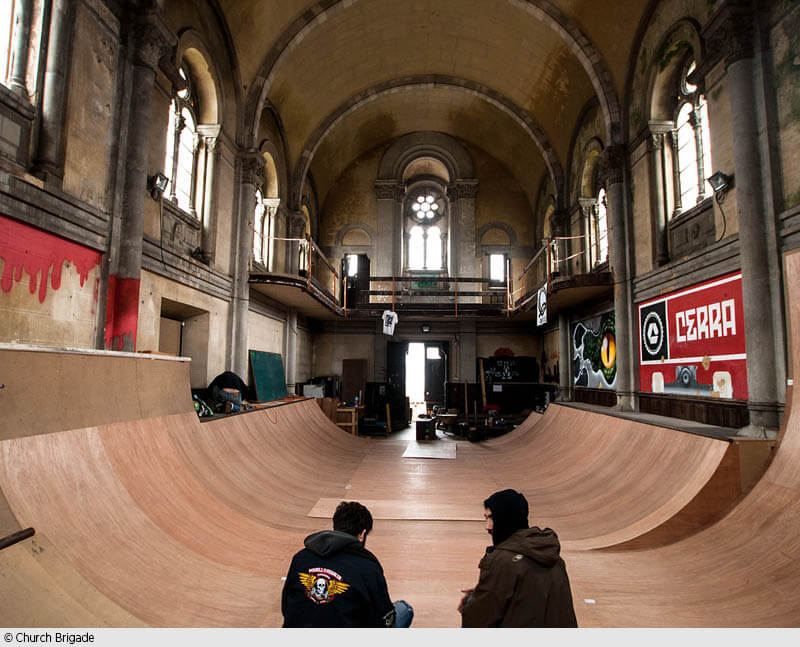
[1,1,15,86]
[253,190,264,263]
[408,226,425,270]
[597,188,608,264]
[163,101,177,185]
[426,346,440,360]
[677,102,698,208]
[426,226,442,270]
[175,108,195,211]
[698,98,712,185]
[489,254,505,282]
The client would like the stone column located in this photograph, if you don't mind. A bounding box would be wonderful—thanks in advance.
[667,129,683,218]
[648,123,672,266]
[459,319,477,383]
[33,0,76,182]
[598,145,634,410]
[197,126,221,262]
[231,151,264,376]
[284,310,298,395]
[8,0,33,97]
[447,180,479,278]
[374,180,404,276]
[285,210,307,276]
[559,312,571,401]
[105,11,176,351]
[577,198,595,271]
[704,1,778,430]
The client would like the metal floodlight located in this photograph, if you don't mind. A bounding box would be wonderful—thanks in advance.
[421,324,431,333]
[706,171,733,203]
[147,172,170,201]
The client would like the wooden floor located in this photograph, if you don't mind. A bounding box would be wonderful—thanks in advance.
[1,251,800,627]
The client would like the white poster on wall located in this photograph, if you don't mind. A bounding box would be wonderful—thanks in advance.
[536,287,548,326]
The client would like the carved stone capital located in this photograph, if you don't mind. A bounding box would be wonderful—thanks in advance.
[648,132,664,152]
[596,145,626,188]
[702,0,755,68]
[374,180,405,200]
[239,152,266,190]
[447,180,479,200]
[286,210,308,238]
[130,11,177,71]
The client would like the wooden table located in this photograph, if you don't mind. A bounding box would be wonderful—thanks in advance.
[336,406,365,435]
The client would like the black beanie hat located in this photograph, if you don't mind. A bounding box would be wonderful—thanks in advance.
[484,489,529,546]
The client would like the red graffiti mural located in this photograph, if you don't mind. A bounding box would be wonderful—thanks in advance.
[104,275,140,351]
[0,214,101,304]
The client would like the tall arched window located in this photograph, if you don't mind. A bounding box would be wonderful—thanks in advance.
[673,61,712,214]
[596,187,608,265]
[163,66,199,216]
[404,187,446,272]
[0,1,14,86]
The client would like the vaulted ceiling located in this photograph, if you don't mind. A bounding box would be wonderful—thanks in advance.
[218,0,649,207]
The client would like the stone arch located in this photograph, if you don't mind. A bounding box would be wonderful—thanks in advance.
[477,222,518,247]
[288,76,564,209]
[579,138,605,198]
[242,0,622,148]
[378,132,473,182]
[646,19,704,125]
[175,30,220,124]
[335,224,375,247]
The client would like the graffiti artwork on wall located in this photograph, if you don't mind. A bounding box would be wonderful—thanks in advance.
[572,311,616,389]
[638,272,746,400]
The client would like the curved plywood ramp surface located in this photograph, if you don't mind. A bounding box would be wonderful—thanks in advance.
[4,243,800,630]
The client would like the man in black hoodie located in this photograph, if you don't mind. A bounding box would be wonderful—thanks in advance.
[458,489,577,627]
[281,501,413,627]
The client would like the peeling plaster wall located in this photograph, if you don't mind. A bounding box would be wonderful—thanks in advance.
[62,1,119,212]
[771,5,800,209]
[297,325,313,383]
[0,216,101,347]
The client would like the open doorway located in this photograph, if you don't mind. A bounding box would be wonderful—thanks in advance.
[405,341,448,418]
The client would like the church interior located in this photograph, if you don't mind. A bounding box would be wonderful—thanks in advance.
[2,0,800,629]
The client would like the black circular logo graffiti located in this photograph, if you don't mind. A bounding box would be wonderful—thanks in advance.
[643,311,665,357]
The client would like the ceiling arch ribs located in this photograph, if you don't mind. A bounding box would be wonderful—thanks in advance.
[286,76,565,211]
[242,0,623,150]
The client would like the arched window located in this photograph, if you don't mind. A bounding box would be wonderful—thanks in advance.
[404,187,446,272]
[253,188,264,264]
[252,190,279,271]
[163,66,200,216]
[596,187,608,265]
[673,61,712,214]
[0,1,14,86]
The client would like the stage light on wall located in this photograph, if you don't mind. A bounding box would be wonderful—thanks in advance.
[421,324,431,333]
[706,171,733,203]
[147,172,169,201]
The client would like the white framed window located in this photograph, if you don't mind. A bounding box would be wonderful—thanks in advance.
[672,61,712,215]
[163,66,200,216]
[0,1,14,86]
[252,192,278,271]
[405,188,447,272]
[595,187,608,265]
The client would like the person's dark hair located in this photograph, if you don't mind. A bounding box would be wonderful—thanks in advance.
[333,501,373,538]
[484,489,529,546]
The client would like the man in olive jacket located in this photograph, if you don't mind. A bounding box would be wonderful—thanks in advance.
[458,489,577,627]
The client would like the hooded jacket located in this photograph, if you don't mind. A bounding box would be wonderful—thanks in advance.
[281,530,396,628]
[460,526,578,628]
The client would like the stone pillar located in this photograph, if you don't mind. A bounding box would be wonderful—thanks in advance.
[648,123,671,266]
[284,310,298,395]
[285,210,307,276]
[459,319,477,383]
[105,11,176,351]
[704,1,779,431]
[577,198,595,271]
[598,145,634,410]
[231,151,264,376]
[33,0,76,182]
[197,126,221,262]
[374,181,404,276]
[447,180,479,279]
[667,129,683,218]
[8,0,33,97]
[559,312,571,401]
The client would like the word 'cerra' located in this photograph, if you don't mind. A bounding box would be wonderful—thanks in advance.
[675,299,736,343]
